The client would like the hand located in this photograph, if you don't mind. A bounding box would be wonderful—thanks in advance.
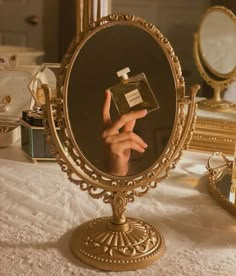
[102,90,148,176]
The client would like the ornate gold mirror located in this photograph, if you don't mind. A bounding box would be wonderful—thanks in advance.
[194,5,236,111]
[207,151,236,216]
[43,14,198,271]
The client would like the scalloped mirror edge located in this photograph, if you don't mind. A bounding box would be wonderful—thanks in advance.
[42,14,199,271]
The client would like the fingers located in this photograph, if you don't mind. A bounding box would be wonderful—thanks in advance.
[103,109,147,137]
[109,139,147,156]
[102,90,111,126]
[104,131,147,149]
[123,119,136,132]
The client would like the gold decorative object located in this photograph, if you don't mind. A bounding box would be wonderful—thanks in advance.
[0,95,12,113]
[194,5,236,111]
[27,63,60,110]
[206,151,236,216]
[190,116,236,155]
[43,13,199,271]
[1,95,12,105]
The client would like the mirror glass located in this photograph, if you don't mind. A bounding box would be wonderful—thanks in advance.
[199,7,236,76]
[215,172,234,204]
[206,150,236,217]
[67,24,176,176]
[209,166,236,217]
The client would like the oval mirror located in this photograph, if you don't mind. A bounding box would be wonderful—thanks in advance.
[194,6,236,111]
[43,14,198,271]
[199,6,236,77]
[66,22,177,177]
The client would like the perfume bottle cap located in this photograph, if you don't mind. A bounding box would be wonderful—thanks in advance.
[117,67,130,80]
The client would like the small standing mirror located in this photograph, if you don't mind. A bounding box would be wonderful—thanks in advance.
[43,14,198,271]
[194,5,236,111]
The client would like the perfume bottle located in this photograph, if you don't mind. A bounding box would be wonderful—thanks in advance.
[108,67,159,115]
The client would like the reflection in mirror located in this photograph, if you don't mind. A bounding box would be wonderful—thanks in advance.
[194,5,236,111]
[68,24,176,176]
[209,168,236,212]
[44,12,199,271]
[207,150,236,216]
[217,173,235,205]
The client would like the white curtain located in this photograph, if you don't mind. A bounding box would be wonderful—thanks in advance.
[76,0,112,33]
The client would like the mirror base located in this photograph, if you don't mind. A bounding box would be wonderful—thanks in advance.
[198,99,236,112]
[70,216,165,271]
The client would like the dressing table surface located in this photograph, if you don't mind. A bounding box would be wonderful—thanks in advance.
[0,144,236,276]
[196,97,236,120]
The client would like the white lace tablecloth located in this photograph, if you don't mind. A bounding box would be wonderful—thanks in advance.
[0,147,236,276]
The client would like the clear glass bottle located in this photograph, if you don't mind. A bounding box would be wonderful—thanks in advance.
[108,67,160,115]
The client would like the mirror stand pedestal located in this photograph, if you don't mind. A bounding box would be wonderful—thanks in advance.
[70,191,165,271]
[197,86,236,112]
[70,216,165,271]
[42,80,199,271]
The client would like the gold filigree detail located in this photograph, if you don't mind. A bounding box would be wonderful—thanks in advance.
[70,217,165,270]
[43,12,197,271]
[189,116,236,155]
[55,14,198,195]
[1,95,11,105]
[206,153,236,216]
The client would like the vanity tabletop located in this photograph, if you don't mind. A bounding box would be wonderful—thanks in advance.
[0,145,236,276]
[196,97,236,121]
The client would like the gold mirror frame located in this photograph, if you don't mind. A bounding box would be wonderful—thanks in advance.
[43,14,199,271]
[206,152,235,216]
[194,5,236,111]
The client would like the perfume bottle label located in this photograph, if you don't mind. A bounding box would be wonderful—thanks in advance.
[124,89,143,108]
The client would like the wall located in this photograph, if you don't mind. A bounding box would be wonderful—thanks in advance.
[44,0,60,62]
[112,0,212,95]
[212,0,236,12]
[59,0,77,59]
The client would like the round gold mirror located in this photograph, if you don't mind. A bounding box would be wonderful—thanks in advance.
[194,5,236,111]
[43,14,198,271]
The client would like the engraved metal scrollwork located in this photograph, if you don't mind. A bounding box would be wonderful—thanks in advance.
[43,13,198,271]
